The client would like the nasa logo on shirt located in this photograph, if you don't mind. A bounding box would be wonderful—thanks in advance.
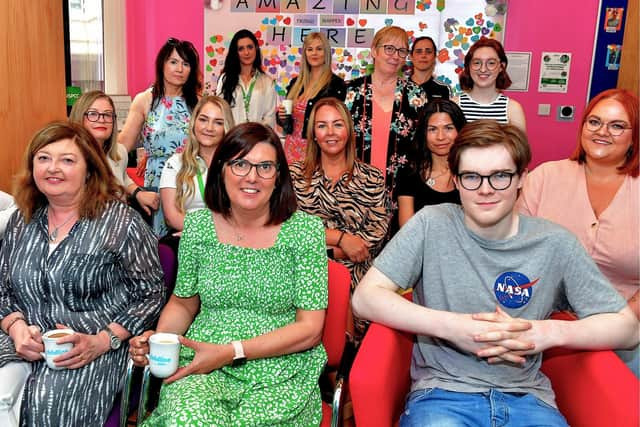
[493,271,540,309]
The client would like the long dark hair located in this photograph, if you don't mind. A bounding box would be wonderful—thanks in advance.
[152,38,202,111]
[205,122,297,225]
[219,30,263,108]
[414,99,467,177]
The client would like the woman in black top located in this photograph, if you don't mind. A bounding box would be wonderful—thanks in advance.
[397,99,466,227]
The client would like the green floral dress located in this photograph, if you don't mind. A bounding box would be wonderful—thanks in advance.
[143,209,328,426]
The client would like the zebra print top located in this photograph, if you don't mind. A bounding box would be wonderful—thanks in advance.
[290,161,390,289]
[458,92,509,124]
[0,200,165,426]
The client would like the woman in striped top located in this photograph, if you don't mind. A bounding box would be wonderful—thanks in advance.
[0,122,165,426]
[457,38,526,132]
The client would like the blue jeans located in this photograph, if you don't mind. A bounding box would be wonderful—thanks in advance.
[399,388,569,427]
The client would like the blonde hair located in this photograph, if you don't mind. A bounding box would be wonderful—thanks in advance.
[371,26,409,51]
[302,97,356,184]
[175,95,234,212]
[69,90,120,162]
[287,32,333,102]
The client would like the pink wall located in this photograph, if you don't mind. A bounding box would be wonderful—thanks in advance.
[504,0,599,167]
[126,0,204,98]
[125,1,599,168]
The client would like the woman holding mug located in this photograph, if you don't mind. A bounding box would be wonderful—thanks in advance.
[277,32,346,163]
[0,122,164,426]
[130,123,328,425]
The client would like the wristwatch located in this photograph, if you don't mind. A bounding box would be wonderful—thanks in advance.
[131,187,143,200]
[102,326,122,351]
[231,340,247,366]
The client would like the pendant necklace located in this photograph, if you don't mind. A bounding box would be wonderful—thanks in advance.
[425,169,450,188]
[48,209,77,242]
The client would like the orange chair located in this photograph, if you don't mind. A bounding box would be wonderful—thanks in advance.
[350,299,639,427]
[129,259,352,427]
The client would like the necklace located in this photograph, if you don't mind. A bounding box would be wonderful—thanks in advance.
[48,209,77,243]
[425,169,450,188]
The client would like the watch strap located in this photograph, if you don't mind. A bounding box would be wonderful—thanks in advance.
[231,340,246,366]
[103,326,122,350]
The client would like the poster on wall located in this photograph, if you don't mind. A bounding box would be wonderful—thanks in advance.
[203,0,508,97]
[505,52,530,91]
[538,52,571,93]
[604,7,623,32]
[605,44,622,70]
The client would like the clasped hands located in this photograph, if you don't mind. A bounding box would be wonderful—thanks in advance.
[454,306,542,366]
[129,331,233,384]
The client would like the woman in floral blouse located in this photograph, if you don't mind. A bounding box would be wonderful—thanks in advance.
[344,26,426,232]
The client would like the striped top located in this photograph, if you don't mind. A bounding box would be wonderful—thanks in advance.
[458,92,509,124]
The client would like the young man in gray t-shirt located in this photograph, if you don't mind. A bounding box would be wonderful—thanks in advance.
[353,120,639,427]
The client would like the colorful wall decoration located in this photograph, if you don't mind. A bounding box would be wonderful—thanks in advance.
[203,0,507,96]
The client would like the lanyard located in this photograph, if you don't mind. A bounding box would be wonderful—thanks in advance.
[196,167,206,201]
[240,74,257,122]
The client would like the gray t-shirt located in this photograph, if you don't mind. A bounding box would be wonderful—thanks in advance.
[374,204,627,407]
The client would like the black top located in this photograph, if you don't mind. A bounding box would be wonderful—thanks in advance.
[278,73,346,136]
[420,77,451,102]
[396,167,461,212]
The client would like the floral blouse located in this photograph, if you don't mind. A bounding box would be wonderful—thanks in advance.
[344,76,426,212]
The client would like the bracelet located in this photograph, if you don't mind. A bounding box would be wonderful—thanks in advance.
[2,313,25,335]
[131,187,143,200]
[336,231,346,248]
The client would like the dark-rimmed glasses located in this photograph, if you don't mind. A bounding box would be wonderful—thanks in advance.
[227,159,279,179]
[84,111,116,123]
[379,45,409,58]
[457,171,516,191]
[470,59,500,71]
[584,117,631,137]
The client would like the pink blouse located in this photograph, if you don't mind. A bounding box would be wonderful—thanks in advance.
[518,159,639,300]
[370,101,392,173]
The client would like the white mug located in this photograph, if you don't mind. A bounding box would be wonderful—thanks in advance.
[282,100,293,115]
[146,333,180,378]
[40,329,74,370]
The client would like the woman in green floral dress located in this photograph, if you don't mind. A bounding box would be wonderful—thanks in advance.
[131,123,328,426]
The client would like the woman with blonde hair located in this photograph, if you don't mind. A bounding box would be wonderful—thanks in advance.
[344,26,426,233]
[69,90,159,216]
[277,32,346,162]
[290,97,389,335]
[159,95,235,233]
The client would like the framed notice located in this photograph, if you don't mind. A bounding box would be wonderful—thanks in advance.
[505,52,531,91]
[538,52,572,93]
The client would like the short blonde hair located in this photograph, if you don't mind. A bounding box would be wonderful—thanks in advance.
[371,26,409,50]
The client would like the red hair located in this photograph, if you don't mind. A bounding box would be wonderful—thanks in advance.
[570,88,639,177]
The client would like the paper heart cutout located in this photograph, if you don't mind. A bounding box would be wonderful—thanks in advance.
[294,61,300,67]
[462,42,470,50]
[336,63,345,70]
[407,30,414,38]
[344,65,352,72]
[466,18,474,26]
[283,17,291,25]
[384,18,393,26]
[206,46,214,57]
[481,27,490,35]
[269,18,277,25]
[438,49,450,62]
[216,47,225,55]
[476,19,484,26]
[419,22,427,30]
[261,18,269,24]
[347,17,355,26]
[448,33,454,40]
[288,54,296,61]
[473,26,481,34]
[276,15,283,21]
[209,36,217,43]
[268,66,277,74]
[475,13,483,20]
[471,35,480,42]
[493,23,502,32]
[206,64,212,72]
[359,19,367,27]
[209,59,217,66]
[255,31,262,38]
[487,21,494,28]
[466,28,472,35]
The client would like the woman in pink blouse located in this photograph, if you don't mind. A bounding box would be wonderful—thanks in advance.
[518,88,638,376]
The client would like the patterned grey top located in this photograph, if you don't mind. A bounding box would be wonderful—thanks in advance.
[0,200,165,426]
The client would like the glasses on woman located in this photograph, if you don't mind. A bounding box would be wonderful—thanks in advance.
[457,171,516,191]
[227,159,279,179]
[470,59,500,71]
[584,117,631,136]
[379,45,409,58]
[84,111,116,123]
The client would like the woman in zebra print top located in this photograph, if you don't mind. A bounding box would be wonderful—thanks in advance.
[0,122,165,426]
[290,98,390,333]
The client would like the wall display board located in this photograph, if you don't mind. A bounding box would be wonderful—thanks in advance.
[204,0,507,96]
[588,0,628,99]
